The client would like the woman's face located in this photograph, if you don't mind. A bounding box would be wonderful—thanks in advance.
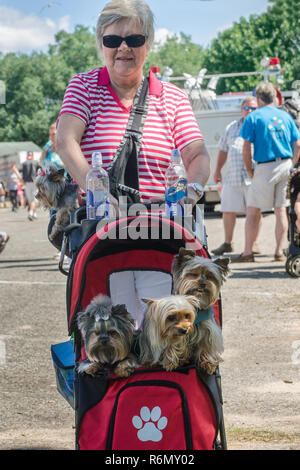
[49,128,56,144]
[101,18,150,83]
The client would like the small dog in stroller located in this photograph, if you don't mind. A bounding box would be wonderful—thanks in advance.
[138,295,199,372]
[285,167,300,277]
[77,294,139,377]
[35,165,79,241]
[171,248,230,374]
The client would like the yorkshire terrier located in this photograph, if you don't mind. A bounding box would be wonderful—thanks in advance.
[138,295,199,372]
[35,165,79,240]
[77,294,138,377]
[171,248,230,374]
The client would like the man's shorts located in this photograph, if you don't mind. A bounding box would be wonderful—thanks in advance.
[220,184,250,213]
[247,158,292,212]
[25,182,37,204]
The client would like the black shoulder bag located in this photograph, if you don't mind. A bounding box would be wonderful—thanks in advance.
[106,77,149,204]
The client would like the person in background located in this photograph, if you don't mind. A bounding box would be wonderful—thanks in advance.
[233,82,300,263]
[21,152,41,221]
[56,0,210,326]
[8,163,22,212]
[0,231,9,254]
[0,180,6,208]
[40,123,65,171]
[212,96,262,256]
[17,179,26,209]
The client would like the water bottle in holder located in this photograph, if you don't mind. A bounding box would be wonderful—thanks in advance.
[86,152,110,220]
[165,148,188,217]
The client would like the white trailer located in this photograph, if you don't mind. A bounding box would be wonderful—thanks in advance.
[167,59,299,210]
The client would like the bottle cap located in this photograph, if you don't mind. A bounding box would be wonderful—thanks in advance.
[92,152,102,166]
[171,148,181,163]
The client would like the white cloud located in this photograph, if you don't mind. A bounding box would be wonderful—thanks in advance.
[154,28,175,45]
[0,6,71,54]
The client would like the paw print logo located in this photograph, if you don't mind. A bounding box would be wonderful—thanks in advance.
[132,406,168,442]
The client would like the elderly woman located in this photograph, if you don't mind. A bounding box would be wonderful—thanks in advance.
[56,0,209,206]
[56,0,210,325]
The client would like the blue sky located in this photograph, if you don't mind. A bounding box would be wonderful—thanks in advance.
[0,0,270,54]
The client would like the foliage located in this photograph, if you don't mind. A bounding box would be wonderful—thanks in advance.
[144,33,205,81]
[202,0,300,94]
[0,0,299,144]
[0,26,101,146]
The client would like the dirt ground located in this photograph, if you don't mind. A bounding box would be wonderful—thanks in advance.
[0,206,299,451]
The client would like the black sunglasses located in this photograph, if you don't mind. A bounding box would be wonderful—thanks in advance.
[103,34,147,48]
[243,106,257,111]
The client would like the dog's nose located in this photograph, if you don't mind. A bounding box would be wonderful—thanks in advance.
[198,282,206,289]
[99,334,109,344]
[178,328,188,335]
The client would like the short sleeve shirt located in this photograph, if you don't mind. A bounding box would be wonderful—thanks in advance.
[42,141,65,170]
[240,106,300,163]
[58,67,203,200]
[219,117,251,186]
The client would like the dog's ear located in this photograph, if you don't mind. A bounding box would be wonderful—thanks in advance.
[76,311,89,333]
[112,304,135,327]
[48,168,65,182]
[185,295,200,311]
[172,247,196,273]
[214,257,230,280]
[178,247,196,259]
[111,304,129,316]
[141,298,155,306]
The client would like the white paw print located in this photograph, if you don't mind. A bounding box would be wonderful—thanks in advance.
[132,406,168,442]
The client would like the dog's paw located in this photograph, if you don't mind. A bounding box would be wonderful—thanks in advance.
[161,359,177,372]
[77,360,101,376]
[49,226,59,241]
[114,358,137,377]
[199,359,217,375]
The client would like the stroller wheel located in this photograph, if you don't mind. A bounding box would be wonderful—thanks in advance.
[289,256,300,278]
[285,255,293,275]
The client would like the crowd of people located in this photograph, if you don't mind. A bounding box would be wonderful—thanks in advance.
[212,83,300,262]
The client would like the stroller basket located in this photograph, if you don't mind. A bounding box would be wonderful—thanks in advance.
[51,340,75,409]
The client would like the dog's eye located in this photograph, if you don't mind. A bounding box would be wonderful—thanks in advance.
[167,315,176,322]
[184,314,191,319]
[187,273,198,279]
[109,330,119,338]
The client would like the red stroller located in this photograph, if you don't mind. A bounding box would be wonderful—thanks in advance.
[52,208,227,450]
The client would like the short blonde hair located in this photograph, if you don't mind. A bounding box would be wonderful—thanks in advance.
[241,96,257,108]
[96,0,155,51]
[255,82,277,105]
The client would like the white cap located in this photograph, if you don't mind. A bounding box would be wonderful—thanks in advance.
[92,152,102,166]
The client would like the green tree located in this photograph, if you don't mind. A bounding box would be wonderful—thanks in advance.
[202,0,300,93]
[144,33,205,83]
[0,26,102,146]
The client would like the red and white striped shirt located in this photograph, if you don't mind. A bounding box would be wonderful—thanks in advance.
[59,67,203,200]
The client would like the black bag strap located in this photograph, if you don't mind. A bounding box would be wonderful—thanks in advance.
[106,77,149,202]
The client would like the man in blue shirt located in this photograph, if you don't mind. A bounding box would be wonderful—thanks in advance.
[233,82,300,262]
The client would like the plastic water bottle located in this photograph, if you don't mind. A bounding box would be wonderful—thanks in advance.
[165,149,188,217]
[86,152,110,220]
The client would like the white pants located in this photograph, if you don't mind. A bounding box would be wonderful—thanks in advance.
[109,270,173,328]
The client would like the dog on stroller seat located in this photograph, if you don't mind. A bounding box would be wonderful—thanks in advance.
[285,167,300,277]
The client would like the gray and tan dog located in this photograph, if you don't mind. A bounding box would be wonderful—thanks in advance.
[77,294,138,377]
[35,165,79,240]
[172,248,230,374]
